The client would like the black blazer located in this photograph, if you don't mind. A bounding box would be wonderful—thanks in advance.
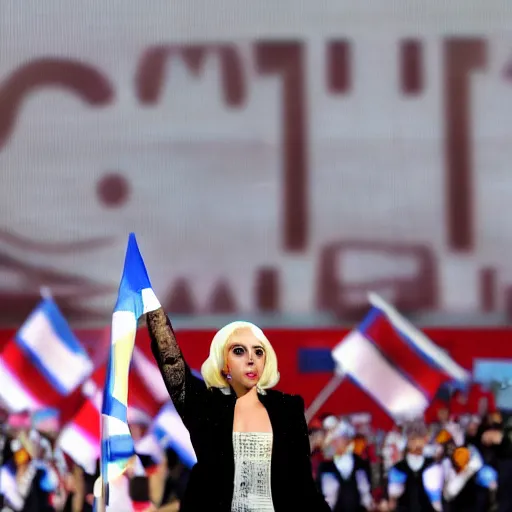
[147,309,330,512]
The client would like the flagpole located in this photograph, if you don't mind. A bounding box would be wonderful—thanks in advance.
[94,480,107,512]
[94,496,106,512]
[305,371,345,423]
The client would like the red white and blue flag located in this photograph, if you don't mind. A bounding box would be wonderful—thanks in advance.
[0,298,93,412]
[57,378,103,475]
[332,293,470,419]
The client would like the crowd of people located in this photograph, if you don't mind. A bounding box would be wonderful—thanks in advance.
[0,400,511,511]
[0,301,509,512]
[0,409,189,511]
[310,408,512,511]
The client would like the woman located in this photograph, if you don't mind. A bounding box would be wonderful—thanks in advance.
[147,308,329,512]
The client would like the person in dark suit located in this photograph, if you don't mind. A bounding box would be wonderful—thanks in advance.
[474,414,512,512]
[146,308,330,512]
[386,421,443,512]
[316,421,374,511]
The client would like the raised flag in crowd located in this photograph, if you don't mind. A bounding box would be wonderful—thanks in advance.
[98,233,161,507]
[0,297,93,412]
[57,377,103,475]
[57,328,195,479]
[331,293,470,419]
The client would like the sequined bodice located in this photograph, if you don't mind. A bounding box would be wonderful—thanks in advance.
[231,432,275,512]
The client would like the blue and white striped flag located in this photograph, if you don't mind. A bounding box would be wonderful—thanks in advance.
[152,401,197,469]
[99,233,161,507]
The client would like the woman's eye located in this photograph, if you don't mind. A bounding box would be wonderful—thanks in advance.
[255,349,265,357]
[233,347,245,356]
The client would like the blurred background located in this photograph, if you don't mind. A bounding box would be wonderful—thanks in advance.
[1,1,512,510]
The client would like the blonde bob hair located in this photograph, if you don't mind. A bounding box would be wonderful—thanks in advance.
[200,321,280,391]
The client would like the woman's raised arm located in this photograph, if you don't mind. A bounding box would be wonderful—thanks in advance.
[146,308,206,419]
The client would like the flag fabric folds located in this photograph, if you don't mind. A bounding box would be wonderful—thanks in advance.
[151,401,197,468]
[332,293,470,419]
[58,379,102,475]
[100,233,161,504]
[0,298,93,412]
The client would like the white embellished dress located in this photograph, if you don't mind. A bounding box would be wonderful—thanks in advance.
[231,432,275,512]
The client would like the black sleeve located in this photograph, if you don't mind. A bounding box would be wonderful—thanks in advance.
[147,308,208,424]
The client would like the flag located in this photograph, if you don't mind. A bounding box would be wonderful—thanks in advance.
[131,344,170,407]
[148,369,202,470]
[92,330,168,413]
[58,379,102,475]
[100,233,161,504]
[332,293,470,419]
[91,351,198,472]
[151,402,197,468]
[0,298,93,412]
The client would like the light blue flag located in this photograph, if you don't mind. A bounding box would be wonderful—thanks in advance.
[99,233,161,507]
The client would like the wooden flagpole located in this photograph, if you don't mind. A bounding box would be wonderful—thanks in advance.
[305,371,345,423]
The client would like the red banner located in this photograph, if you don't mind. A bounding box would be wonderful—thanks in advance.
[1,327,510,428]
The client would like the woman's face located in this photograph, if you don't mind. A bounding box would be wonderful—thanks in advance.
[224,328,266,394]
